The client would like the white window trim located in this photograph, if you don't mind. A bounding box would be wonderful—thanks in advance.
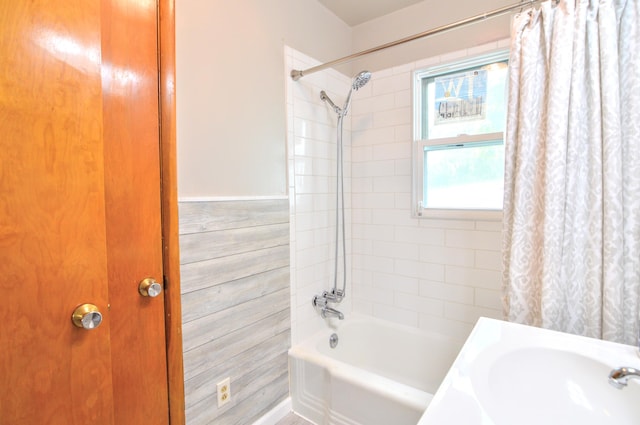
[412,50,508,222]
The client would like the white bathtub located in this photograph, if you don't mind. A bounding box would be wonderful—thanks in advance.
[289,314,464,425]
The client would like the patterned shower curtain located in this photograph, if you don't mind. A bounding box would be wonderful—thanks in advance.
[502,0,640,344]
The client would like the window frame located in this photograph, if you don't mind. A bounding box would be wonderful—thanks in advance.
[412,50,509,220]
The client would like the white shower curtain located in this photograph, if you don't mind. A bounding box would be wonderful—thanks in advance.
[502,0,640,344]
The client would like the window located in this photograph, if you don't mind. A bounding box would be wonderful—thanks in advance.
[413,51,509,219]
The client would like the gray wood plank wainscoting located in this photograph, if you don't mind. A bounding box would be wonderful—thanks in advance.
[179,199,291,425]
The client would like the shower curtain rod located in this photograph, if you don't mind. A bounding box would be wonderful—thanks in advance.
[291,0,541,81]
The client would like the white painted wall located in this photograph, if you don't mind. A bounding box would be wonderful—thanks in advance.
[176,0,517,198]
[351,0,514,72]
[176,0,352,197]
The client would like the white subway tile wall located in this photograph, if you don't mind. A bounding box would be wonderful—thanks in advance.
[286,47,354,344]
[287,40,508,342]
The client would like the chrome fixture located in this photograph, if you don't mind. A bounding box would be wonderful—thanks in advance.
[322,306,344,320]
[329,333,339,349]
[352,70,372,90]
[320,91,342,115]
[312,294,344,320]
[608,367,640,389]
[319,71,371,118]
[313,71,371,322]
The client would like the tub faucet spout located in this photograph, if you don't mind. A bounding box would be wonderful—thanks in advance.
[320,306,344,320]
[608,367,640,389]
[312,294,344,320]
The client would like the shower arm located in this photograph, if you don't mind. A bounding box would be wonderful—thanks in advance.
[320,90,355,118]
[320,91,342,115]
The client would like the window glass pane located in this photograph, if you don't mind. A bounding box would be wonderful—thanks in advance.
[423,141,504,209]
[421,61,508,140]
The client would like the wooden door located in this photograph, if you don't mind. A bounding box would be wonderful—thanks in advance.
[101,0,170,423]
[0,1,170,424]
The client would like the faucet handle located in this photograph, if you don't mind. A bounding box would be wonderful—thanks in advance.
[333,288,344,300]
[312,295,327,309]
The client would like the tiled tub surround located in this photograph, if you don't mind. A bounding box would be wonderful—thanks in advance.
[179,199,290,425]
[287,42,508,342]
[286,47,355,344]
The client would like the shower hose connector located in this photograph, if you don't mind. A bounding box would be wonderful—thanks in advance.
[323,288,344,303]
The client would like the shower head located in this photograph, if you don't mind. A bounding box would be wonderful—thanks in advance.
[341,70,371,116]
[352,71,371,91]
[320,70,372,117]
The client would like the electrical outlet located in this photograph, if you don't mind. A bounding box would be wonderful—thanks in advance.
[217,377,231,408]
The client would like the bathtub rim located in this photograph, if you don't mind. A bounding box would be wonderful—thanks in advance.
[289,313,464,413]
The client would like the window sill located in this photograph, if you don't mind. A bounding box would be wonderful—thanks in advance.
[415,208,503,221]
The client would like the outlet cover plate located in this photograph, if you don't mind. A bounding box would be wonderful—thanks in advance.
[217,377,231,408]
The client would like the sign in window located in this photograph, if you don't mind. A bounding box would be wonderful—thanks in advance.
[434,69,487,125]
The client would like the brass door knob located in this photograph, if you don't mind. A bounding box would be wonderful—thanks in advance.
[71,304,103,329]
[138,277,162,297]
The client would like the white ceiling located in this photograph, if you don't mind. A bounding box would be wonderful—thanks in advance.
[317,0,424,26]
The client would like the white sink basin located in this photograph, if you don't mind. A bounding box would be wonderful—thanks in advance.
[476,348,640,424]
[418,318,640,425]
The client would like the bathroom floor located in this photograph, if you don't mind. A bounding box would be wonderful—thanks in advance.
[275,412,314,425]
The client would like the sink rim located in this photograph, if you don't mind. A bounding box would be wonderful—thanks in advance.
[418,317,640,425]
[470,345,640,424]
